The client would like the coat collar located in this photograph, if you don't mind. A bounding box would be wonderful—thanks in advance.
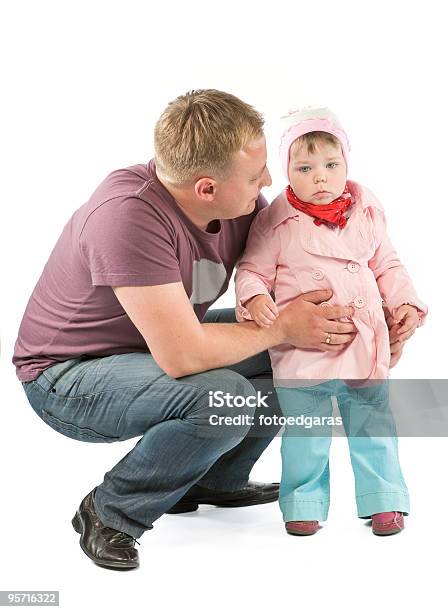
[269,180,384,229]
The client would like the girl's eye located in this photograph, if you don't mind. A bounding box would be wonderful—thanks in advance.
[327,162,338,169]
[298,166,311,173]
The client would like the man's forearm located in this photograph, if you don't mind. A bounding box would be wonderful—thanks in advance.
[173,319,284,378]
[164,289,358,378]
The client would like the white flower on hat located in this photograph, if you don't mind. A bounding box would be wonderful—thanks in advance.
[280,106,345,132]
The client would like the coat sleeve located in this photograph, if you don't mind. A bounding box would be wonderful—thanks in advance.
[235,209,280,322]
[368,208,428,326]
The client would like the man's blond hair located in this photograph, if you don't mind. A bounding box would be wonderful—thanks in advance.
[154,89,264,185]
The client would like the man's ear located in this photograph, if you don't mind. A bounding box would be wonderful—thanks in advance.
[194,177,216,201]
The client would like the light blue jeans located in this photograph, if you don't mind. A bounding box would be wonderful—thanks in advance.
[21,308,282,539]
[277,380,410,521]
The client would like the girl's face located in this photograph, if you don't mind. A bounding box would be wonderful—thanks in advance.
[288,139,347,205]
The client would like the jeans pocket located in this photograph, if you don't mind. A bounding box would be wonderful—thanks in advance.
[38,359,84,393]
[22,380,46,418]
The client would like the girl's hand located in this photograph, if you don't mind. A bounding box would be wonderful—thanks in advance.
[394,304,420,338]
[245,294,279,328]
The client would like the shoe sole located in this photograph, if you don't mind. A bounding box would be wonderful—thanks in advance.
[372,526,404,536]
[166,494,279,514]
[285,528,319,536]
[72,512,139,570]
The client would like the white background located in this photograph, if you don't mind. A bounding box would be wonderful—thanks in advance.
[1,1,447,610]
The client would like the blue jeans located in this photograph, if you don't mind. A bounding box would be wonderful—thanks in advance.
[21,308,282,539]
[277,380,410,521]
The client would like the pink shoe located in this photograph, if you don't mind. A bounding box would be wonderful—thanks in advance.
[371,511,404,536]
[285,520,320,536]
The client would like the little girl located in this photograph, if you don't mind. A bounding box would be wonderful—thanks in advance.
[235,107,428,536]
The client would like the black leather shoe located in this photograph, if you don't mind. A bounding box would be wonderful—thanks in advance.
[72,489,140,570]
[166,481,279,514]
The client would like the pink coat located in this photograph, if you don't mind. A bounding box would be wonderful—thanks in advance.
[235,180,428,385]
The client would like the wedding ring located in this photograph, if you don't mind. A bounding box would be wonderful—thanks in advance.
[325,333,332,344]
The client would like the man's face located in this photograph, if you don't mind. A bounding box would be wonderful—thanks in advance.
[288,140,347,205]
[213,136,272,219]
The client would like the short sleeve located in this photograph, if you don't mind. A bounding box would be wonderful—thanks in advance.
[79,196,182,287]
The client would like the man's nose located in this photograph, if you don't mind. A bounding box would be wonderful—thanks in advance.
[261,166,272,188]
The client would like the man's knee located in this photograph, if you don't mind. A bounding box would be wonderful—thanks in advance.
[185,369,258,435]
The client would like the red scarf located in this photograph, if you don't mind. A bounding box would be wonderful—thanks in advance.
[286,184,353,229]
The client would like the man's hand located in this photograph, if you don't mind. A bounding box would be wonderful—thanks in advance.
[393,304,420,338]
[389,340,404,369]
[384,305,419,368]
[278,289,357,351]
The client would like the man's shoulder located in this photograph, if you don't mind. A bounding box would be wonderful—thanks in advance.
[250,189,292,230]
[88,160,171,211]
[255,192,269,212]
[348,180,385,214]
[80,160,179,235]
[90,162,152,203]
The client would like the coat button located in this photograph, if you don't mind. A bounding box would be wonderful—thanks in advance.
[347,261,360,273]
[353,296,366,308]
[312,269,325,281]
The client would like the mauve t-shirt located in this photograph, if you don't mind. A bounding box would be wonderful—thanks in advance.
[13,160,267,381]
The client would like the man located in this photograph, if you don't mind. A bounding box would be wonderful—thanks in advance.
[13,90,406,570]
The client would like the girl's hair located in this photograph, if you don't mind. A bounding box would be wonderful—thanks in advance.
[154,89,264,185]
[291,131,341,156]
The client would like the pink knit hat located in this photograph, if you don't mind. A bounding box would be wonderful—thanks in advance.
[279,107,350,180]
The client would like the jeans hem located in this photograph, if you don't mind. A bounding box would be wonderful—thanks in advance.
[356,491,410,518]
[92,492,151,540]
[280,500,330,522]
